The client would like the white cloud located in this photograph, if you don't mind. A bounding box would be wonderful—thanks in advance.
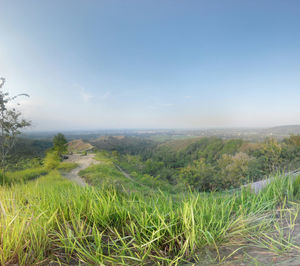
[74,83,111,103]
[146,105,158,110]
[74,83,93,103]
[101,91,111,100]
[160,103,174,107]
[146,103,174,110]
[80,87,93,103]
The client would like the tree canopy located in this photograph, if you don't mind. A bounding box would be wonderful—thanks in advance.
[53,133,67,155]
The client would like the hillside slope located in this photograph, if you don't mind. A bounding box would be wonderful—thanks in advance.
[67,139,94,153]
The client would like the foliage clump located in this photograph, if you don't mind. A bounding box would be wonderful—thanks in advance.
[106,135,300,191]
[44,151,61,170]
[53,133,67,155]
[0,77,31,182]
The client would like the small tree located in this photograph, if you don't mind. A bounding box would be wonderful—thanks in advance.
[262,138,282,173]
[288,134,300,147]
[217,152,252,189]
[53,133,67,155]
[179,158,215,191]
[44,150,60,170]
[0,77,31,181]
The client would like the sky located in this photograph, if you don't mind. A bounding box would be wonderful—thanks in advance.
[1,0,300,131]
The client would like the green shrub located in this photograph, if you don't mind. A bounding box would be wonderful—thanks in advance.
[2,167,48,185]
[44,151,60,170]
[292,175,300,197]
[53,133,68,155]
[57,162,78,172]
[0,173,9,185]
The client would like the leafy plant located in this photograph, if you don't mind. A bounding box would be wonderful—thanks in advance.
[0,77,31,182]
[53,133,67,155]
[44,151,60,170]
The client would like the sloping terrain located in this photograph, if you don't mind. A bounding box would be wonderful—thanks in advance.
[1,150,300,265]
[157,136,204,151]
[67,139,94,153]
[264,125,300,136]
[90,136,155,153]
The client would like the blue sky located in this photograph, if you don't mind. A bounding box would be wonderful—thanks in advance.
[1,0,300,130]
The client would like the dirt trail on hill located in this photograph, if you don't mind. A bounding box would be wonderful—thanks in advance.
[114,163,149,189]
[62,154,99,186]
[114,164,134,181]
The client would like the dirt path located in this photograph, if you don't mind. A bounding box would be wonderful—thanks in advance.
[114,164,134,182]
[114,163,150,189]
[62,153,99,186]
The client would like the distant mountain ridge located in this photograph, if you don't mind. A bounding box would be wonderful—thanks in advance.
[263,125,300,136]
[23,125,300,143]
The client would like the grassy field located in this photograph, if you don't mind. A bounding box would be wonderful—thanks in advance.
[0,153,300,264]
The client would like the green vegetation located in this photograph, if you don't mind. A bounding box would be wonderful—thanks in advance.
[79,151,132,188]
[1,163,300,264]
[0,149,75,185]
[57,161,78,172]
[44,150,61,170]
[80,151,176,193]
[102,135,300,191]
[8,138,52,170]
[0,77,31,178]
[1,131,300,264]
[0,167,48,185]
[53,133,68,155]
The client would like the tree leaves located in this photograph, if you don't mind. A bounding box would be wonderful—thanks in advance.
[0,77,31,178]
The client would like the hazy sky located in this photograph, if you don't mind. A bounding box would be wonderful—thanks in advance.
[1,0,300,131]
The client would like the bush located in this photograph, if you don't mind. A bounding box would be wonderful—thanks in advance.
[217,152,252,189]
[44,151,61,170]
[293,175,300,197]
[179,159,216,191]
[53,133,67,155]
[57,162,78,172]
[1,167,48,185]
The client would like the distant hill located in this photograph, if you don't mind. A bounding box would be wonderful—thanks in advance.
[157,137,204,151]
[67,139,94,153]
[24,125,300,144]
[263,125,300,136]
[7,138,52,166]
[90,136,155,154]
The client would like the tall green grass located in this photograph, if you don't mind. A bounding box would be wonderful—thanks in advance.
[0,167,48,185]
[0,159,77,185]
[1,170,299,264]
[57,161,78,172]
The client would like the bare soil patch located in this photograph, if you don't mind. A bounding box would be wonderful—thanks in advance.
[62,153,99,186]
